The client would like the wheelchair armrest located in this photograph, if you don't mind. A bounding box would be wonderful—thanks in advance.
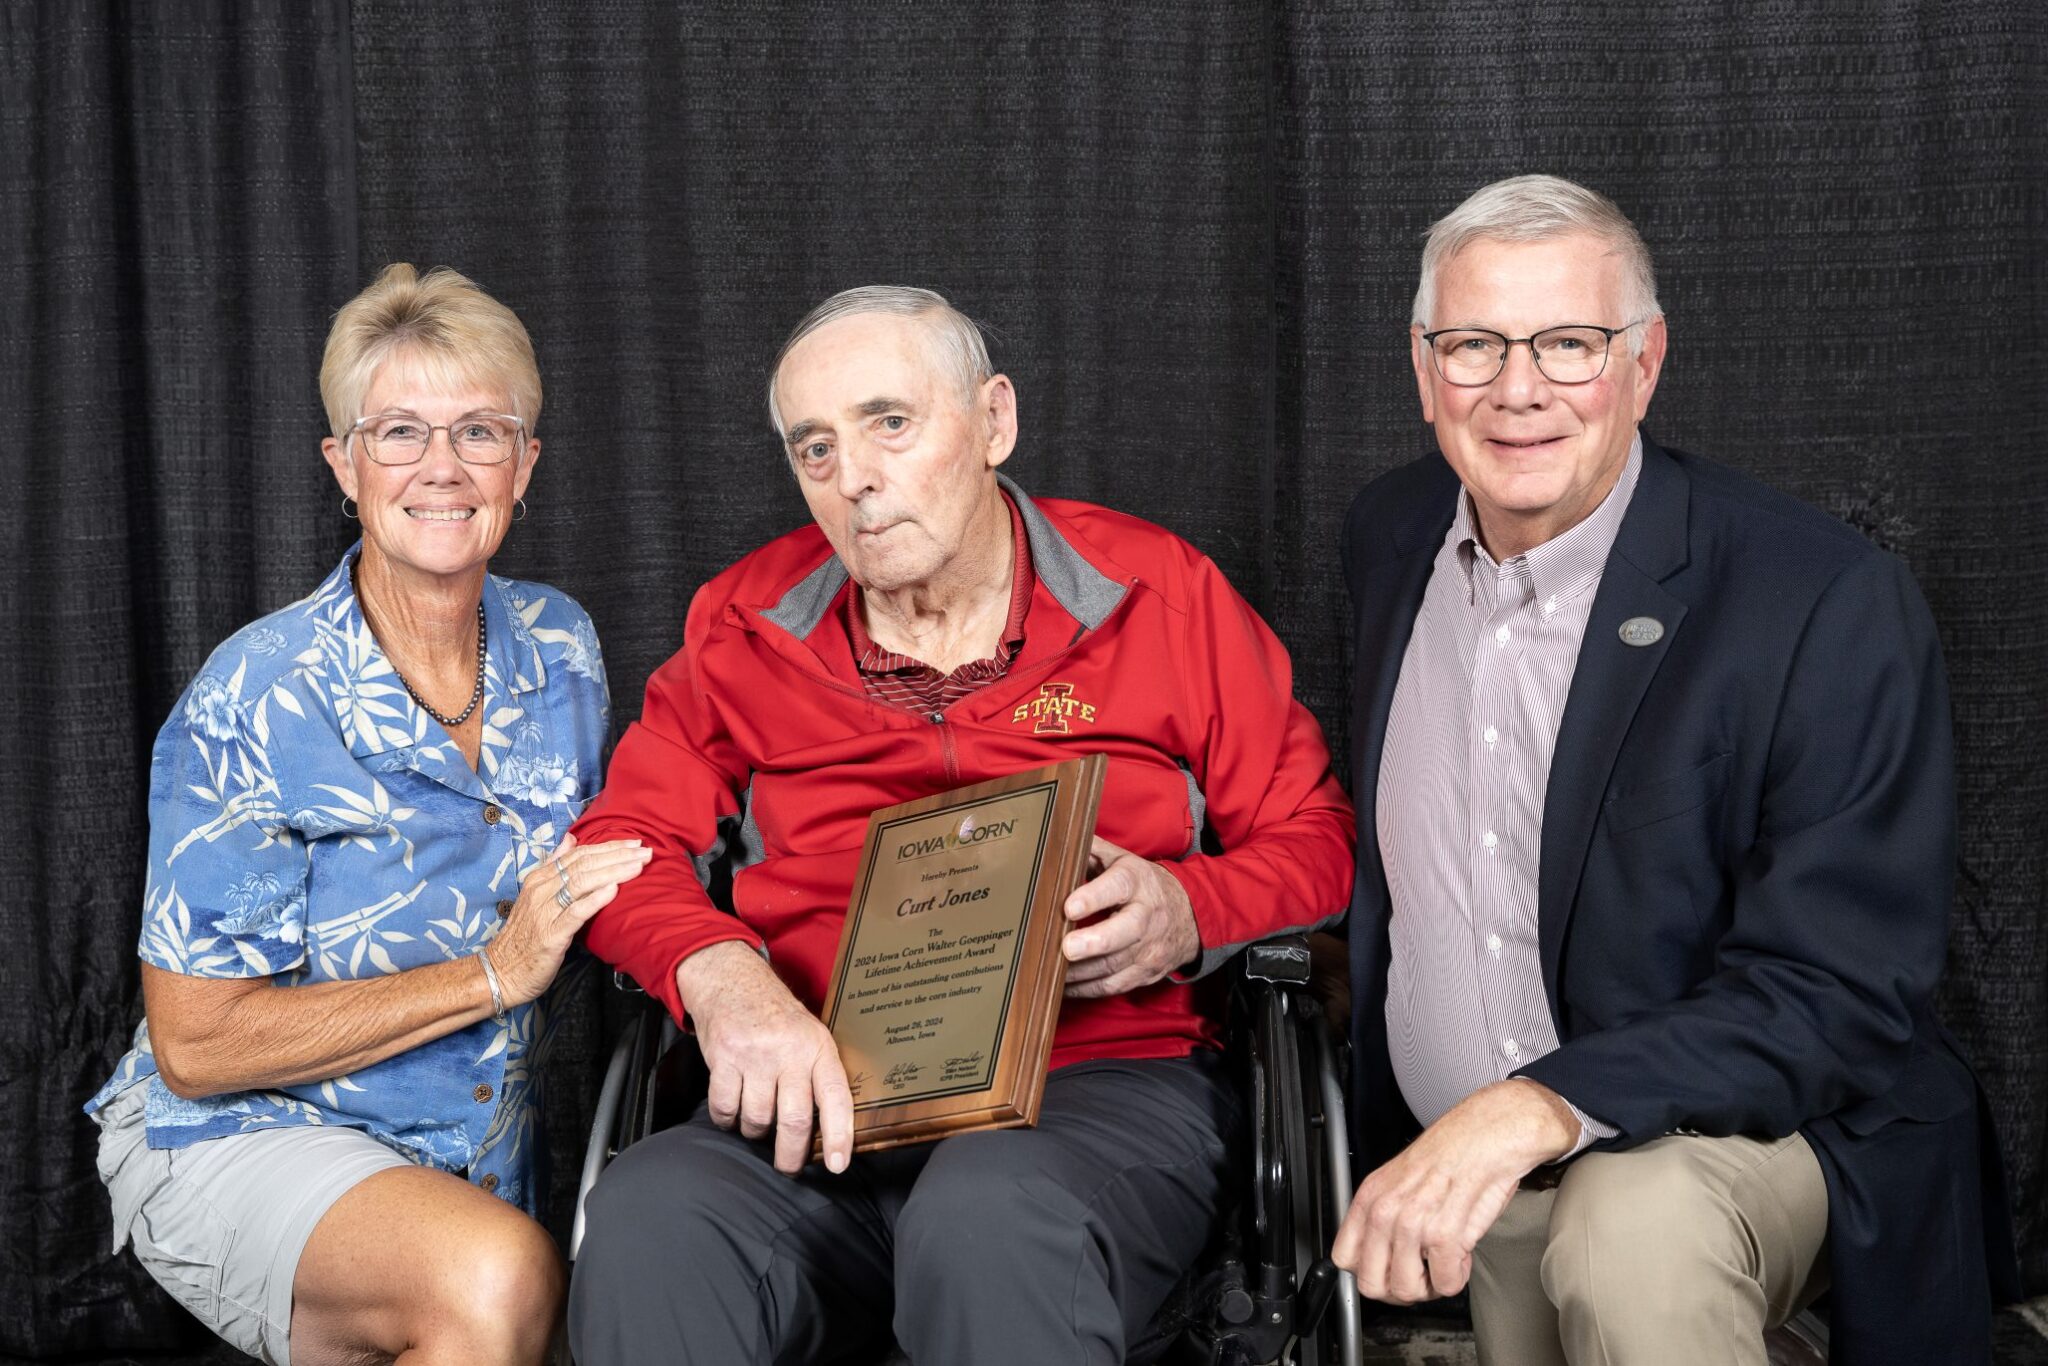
[570,1000,677,1263]
[1239,933,1313,986]
[1217,929,1361,1364]
[572,1012,647,1262]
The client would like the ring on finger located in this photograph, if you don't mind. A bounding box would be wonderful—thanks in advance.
[554,857,571,888]
[554,885,574,910]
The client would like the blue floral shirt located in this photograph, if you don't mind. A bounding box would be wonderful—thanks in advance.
[87,546,610,1215]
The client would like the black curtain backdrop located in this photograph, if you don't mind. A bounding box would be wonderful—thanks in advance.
[2,2,2041,1357]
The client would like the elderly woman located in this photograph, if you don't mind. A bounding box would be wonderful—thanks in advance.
[84,264,645,1365]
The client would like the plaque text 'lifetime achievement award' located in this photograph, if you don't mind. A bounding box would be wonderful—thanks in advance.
[819,754,1107,1152]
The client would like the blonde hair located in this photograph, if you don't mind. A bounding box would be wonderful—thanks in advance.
[319,264,542,438]
[1413,175,1662,355]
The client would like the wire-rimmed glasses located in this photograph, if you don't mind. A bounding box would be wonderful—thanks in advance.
[1421,321,1644,387]
[348,411,526,465]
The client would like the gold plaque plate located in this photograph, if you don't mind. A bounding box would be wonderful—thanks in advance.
[819,753,1107,1153]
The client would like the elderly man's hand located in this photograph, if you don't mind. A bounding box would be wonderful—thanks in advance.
[1332,1079,1581,1304]
[676,942,854,1176]
[1061,836,1202,998]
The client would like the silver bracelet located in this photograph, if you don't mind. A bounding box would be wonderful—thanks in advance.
[477,949,508,1023]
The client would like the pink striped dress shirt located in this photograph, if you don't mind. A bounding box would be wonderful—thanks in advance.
[1376,438,1642,1148]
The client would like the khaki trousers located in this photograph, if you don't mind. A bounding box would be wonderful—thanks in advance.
[1469,1132,1829,1366]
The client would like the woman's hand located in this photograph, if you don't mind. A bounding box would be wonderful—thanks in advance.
[485,834,652,1007]
[145,837,652,1099]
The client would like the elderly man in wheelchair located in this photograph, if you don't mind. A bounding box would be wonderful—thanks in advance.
[563,284,1357,1366]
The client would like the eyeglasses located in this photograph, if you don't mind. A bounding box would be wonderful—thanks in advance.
[348,411,526,465]
[1421,321,1644,387]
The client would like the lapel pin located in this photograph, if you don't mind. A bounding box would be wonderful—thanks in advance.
[1619,616,1665,648]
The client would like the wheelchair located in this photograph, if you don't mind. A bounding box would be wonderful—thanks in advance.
[571,933,1364,1366]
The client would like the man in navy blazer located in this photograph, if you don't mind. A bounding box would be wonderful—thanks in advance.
[1331,175,2015,1365]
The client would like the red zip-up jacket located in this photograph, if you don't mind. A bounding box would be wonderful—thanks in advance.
[576,478,1354,1068]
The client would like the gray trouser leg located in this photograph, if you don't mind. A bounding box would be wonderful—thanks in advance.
[892,1054,1238,1366]
[569,1053,1236,1366]
[569,1115,924,1365]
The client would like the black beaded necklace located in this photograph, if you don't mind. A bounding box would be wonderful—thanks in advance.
[394,601,487,727]
[352,558,488,728]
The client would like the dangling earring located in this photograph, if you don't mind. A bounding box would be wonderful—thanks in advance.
[342,495,359,521]
[513,498,529,523]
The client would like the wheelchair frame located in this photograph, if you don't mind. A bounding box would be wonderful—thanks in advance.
[572,936,1362,1366]
[569,953,1832,1365]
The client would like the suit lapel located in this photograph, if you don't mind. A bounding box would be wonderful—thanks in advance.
[1352,541,1440,862]
[1537,439,1693,1017]
[1349,463,1462,929]
[1345,465,1458,1149]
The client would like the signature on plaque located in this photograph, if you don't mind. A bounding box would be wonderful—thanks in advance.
[884,1061,924,1089]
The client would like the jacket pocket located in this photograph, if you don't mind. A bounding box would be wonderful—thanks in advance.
[1603,751,1733,835]
[1835,1044,1976,1136]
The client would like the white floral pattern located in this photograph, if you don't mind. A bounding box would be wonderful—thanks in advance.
[87,545,610,1216]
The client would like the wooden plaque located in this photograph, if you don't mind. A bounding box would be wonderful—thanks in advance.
[818,753,1107,1153]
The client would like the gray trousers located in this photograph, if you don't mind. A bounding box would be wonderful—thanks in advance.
[568,1053,1238,1366]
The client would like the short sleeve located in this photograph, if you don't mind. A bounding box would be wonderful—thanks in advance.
[136,667,311,978]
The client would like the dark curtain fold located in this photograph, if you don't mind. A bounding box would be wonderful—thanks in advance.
[0,3,356,1355]
[1,1,2040,1356]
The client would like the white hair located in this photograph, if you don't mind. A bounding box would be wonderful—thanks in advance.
[1412,175,1662,355]
[320,263,541,439]
[767,285,993,437]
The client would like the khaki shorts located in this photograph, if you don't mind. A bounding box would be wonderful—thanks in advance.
[93,1082,414,1365]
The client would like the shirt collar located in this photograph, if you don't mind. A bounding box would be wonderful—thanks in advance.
[1450,434,1644,611]
[315,544,548,762]
[846,490,1035,673]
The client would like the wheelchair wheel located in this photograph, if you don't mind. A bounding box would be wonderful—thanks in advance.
[1301,1009,1359,1366]
[1234,983,1357,1366]
[1272,991,1356,1366]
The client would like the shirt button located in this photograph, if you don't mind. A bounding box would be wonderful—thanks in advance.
[496,899,514,918]
[482,804,502,825]
[1502,1038,1521,1061]
[1486,933,1502,955]
[1483,725,1499,745]
[1482,830,1499,850]
[474,1083,494,1103]
[1494,624,1511,646]
[480,1172,500,1194]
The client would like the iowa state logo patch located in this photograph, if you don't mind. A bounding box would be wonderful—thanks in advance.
[1011,682,1098,734]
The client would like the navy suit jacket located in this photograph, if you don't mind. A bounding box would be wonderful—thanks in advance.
[1340,437,2018,1365]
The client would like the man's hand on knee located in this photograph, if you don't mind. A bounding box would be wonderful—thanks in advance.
[1061,837,1202,998]
[676,943,854,1175]
[1332,1079,1579,1305]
